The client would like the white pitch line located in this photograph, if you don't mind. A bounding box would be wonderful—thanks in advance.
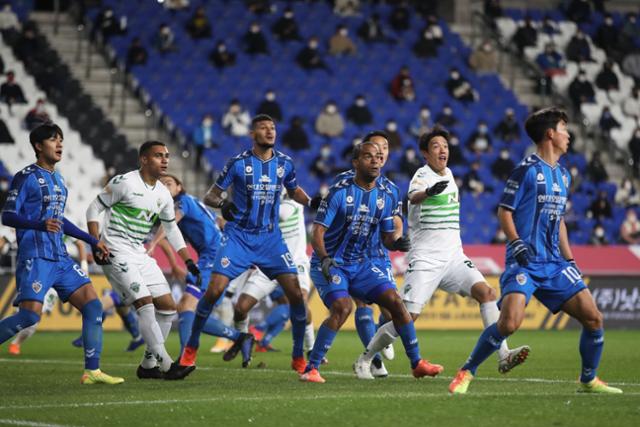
[1,357,638,387]
[0,419,79,427]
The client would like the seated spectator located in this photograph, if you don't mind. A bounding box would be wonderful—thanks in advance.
[282,116,309,151]
[92,7,125,42]
[566,0,591,24]
[0,111,14,143]
[491,148,515,181]
[192,114,217,170]
[0,71,26,105]
[447,132,465,166]
[385,119,402,151]
[622,49,640,84]
[469,40,498,74]
[494,108,520,142]
[623,87,640,120]
[483,0,503,22]
[620,209,640,244]
[125,37,148,69]
[163,0,189,11]
[272,7,301,42]
[599,106,620,136]
[413,28,438,58]
[345,94,372,127]
[615,178,639,207]
[14,25,39,64]
[245,0,270,15]
[329,25,357,56]
[256,89,282,123]
[462,161,485,195]
[564,200,580,232]
[358,13,394,44]
[568,165,582,193]
[595,60,619,91]
[565,29,592,62]
[0,4,21,41]
[296,37,330,72]
[587,152,609,183]
[389,1,410,32]
[435,104,457,127]
[390,66,416,102]
[243,22,269,55]
[629,127,640,177]
[536,43,566,77]
[512,17,537,53]
[399,147,421,177]
[424,15,443,45]
[620,13,640,52]
[153,23,177,54]
[589,191,612,220]
[315,101,344,138]
[446,68,477,104]
[334,0,360,17]
[466,121,492,154]
[589,223,608,245]
[186,6,212,39]
[209,41,236,69]
[568,70,595,109]
[540,16,559,35]
[594,14,619,59]
[311,143,337,179]
[410,106,432,138]
[24,99,50,131]
[222,99,251,137]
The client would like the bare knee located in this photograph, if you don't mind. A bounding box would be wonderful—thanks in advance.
[330,299,353,326]
[581,309,603,330]
[471,283,497,304]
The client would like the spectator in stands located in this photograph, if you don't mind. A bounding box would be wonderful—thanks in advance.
[620,209,640,244]
[153,23,178,54]
[620,13,640,52]
[256,89,282,122]
[587,152,609,183]
[512,17,538,53]
[163,0,189,12]
[594,14,619,60]
[447,132,465,166]
[446,68,478,104]
[565,29,592,62]
[0,110,14,143]
[494,108,520,142]
[467,121,492,154]
[14,25,38,64]
[125,37,148,70]
[564,200,579,232]
[296,36,331,73]
[410,106,432,138]
[569,165,582,193]
[491,148,515,181]
[623,87,640,120]
[629,126,640,177]
[246,0,270,15]
[92,7,125,42]
[345,94,372,127]
[311,143,337,179]
[315,101,344,138]
[424,15,444,45]
[540,16,560,35]
[329,25,357,56]
[389,1,410,32]
[599,106,621,138]
[566,0,591,24]
[616,178,639,207]
[0,55,3,76]
[622,49,640,84]
[589,191,612,220]
[358,13,394,44]
[463,161,485,195]
[536,43,566,77]
[595,60,619,92]
[24,99,50,131]
[0,71,26,106]
[483,0,503,24]
[385,119,402,151]
[491,228,508,244]
[209,41,236,69]
[390,66,416,102]
[334,0,360,17]
[435,104,457,127]
[272,7,302,42]
[192,114,217,170]
[568,70,596,109]
[413,28,438,58]
[282,116,309,151]
[0,4,21,41]
[186,6,212,39]
[589,223,609,245]
[341,136,362,161]
[243,22,269,55]
[222,99,251,137]
[399,147,421,178]
[469,40,498,75]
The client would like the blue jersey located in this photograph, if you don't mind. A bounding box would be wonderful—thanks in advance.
[174,192,221,256]
[2,164,68,262]
[215,150,298,233]
[312,176,395,265]
[499,154,571,264]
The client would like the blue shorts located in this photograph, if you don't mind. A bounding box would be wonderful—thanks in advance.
[310,260,396,308]
[14,257,91,306]
[213,226,297,281]
[372,256,395,286]
[185,252,216,300]
[499,260,587,314]
[269,286,285,301]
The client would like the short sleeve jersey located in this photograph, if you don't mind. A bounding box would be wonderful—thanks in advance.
[174,192,221,256]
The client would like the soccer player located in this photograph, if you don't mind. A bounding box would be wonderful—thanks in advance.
[300,140,444,383]
[449,108,622,394]
[177,114,311,375]
[355,126,530,379]
[0,123,123,384]
[86,141,200,380]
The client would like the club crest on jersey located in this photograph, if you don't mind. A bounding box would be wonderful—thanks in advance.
[130,282,140,293]
[332,274,341,284]
[516,273,527,285]
[31,280,42,293]
[277,166,285,178]
[245,166,253,174]
[536,173,545,183]
[221,257,231,268]
[259,174,271,183]
[358,204,370,213]
[346,195,354,204]
[38,178,46,185]
[552,182,561,193]
[376,198,385,210]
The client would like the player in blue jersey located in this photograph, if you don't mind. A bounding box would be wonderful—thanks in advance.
[0,123,124,384]
[449,108,622,394]
[177,114,312,375]
[300,141,444,383]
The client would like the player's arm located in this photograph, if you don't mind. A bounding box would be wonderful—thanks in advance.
[155,237,187,282]
[147,210,184,255]
[287,186,311,208]
[204,182,238,222]
[160,198,200,277]
[558,218,574,260]
[498,207,519,242]
[1,174,61,232]
[311,223,329,260]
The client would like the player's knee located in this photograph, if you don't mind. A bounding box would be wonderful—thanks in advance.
[17,309,41,329]
[331,300,352,324]
[497,316,521,336]
[582,309,603,330]
[233,309,248,322]
[472,283,496,303]
[81,298,103,324]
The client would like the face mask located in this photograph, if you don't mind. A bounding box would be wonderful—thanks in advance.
[578,76,586,82]
[407,151,415,160]
[339,29,348,36]
[310,41,318,49]
[387,123,397,132]
[605,19,613,25]
[251,26,260,33]
[444,108,452,115]
[218,45,226,52]
[479,125,488,133]
[326,105,336,114]
[483,44,491,52]
[500,150,509,159]
[105,10,113,18]
[0,180,8,191]
[451,72,459,79]
[284,12,293,19]
[595,228,604,238]
[450,137,459,145]
[355,99,365,107]
[420,110,430,118]
[321,147,331,157]
[266,93,275,101]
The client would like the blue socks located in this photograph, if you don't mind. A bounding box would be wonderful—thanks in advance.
[396,321,421,369]
[355,307,381,362]
[289,303,306,358]
[579,328,604,383]
[377,312,389,330]
[80,299,103,370]
[307,323,337,370]
[186,297,215,349]
[462,323,505,375]
[0,309,40,345]
[121,310,140,339]
[203,315,240,341]
[178,311,195,350]
[260,304,289,346]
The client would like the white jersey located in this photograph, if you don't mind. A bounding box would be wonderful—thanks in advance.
[407,165,462,262]
[95,170,176,256]
[279,199,308,265]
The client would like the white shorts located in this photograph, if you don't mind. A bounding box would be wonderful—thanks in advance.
[42,288,58,314]
[402,250,485,314]
[102,253,170,306]
[237,261,312,302]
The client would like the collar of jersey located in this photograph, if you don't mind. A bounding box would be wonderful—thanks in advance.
[532,153,559,170]
[33,163,56,174]
[136,170,157,190]
[250,149,275,163]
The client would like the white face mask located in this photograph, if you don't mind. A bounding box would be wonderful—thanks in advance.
[444,108,452,115]
[595,228,605,238]
[285,12,293,19]
[218,45,226,52]
[387,123,397,132]
[339,29,348,36]
[420,110,430,118]
[309,41,318,49]
[326,105,337,114]
[451,72,460,79]
[355,99,366,107]
[0,180,8,191]
[500,150,509,159]
[266,93,275,101]
[479,125,488,133]
[321,147,331,157]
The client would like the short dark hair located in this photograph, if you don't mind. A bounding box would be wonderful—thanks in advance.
[419,125,450,152]
[251,114,274,129]
[524,107,568,144]
[352,140,378,161]
[139,140,166,157]
[362,130,389,144]
[29,122,63,157]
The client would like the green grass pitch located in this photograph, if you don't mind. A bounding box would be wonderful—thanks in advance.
[0,330,638,426]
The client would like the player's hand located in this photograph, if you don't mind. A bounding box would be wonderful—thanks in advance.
[92,242,111,265]
[508,238,532,267]
[309,195,323,210]
[43,218,62,233]
[321,256,338,282]
[172,266,187,282]
[220,200,239,222]
[391,235,411,252]
[425,180,449,197]
[568,259,583,277]
[185,259,201,278]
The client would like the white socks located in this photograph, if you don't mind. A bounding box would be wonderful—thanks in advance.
[213,297,234,327]
[137,304,172,372]
[304,323,315,351]
[362,321,399,362]
[234,317,249,333]
[480,301,509,360]
[12,323,38,345]
[155,309,175,341]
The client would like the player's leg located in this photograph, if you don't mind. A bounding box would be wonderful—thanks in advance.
[0,301,42,346]
[116,305,144,352]
[9,288,57,354]
[257,292,289,350]
[210,292,234,353]
[274,273,307,366]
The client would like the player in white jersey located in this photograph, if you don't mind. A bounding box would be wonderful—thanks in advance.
[354,126,529,378]
[86,141,200,380]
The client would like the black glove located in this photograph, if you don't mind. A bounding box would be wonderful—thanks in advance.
[185,259,201,285]
[426,180,449,197]
[309,195,323,210]
[92,246,111,265]
[321,256,338,282]
[568,258,583,277]
[219,200,239,222]
[508,238,532,267]
[391,235,411,252]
